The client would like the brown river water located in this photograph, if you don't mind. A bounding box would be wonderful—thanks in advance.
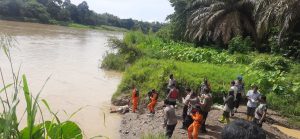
[0,20,123,139]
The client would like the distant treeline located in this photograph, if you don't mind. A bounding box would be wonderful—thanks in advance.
[0,0,163,33]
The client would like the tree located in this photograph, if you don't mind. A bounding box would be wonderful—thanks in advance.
[77,1,90,24]
[254,0,300,44]
[23,1,50,23]
[185,0,257,45]
[167,0,190,41]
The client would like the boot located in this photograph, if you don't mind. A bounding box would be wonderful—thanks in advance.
[218,115,225,123]
[225,117,230,124]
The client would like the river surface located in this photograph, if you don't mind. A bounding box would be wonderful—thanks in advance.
[0,20,123,139]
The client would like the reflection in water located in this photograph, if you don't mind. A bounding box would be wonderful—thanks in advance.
[0,20,123,138]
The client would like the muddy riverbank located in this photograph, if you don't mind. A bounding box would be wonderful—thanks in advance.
[118,101,299,139]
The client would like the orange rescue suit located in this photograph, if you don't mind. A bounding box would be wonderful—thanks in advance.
[147,92,158,113]
[132,88,138,113]
[188,112,203,139]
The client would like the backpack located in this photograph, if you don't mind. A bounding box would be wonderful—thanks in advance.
[169,89,178,99]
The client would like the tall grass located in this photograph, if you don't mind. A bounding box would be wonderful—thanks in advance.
[0,34,83,139]
[113,58,250,103]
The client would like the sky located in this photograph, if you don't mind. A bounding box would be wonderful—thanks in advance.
[71,0,174,22]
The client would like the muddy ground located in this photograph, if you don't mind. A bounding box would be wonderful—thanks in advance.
[118,101,297,139]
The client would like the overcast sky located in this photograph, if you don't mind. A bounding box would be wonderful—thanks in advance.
[71,0,174,22]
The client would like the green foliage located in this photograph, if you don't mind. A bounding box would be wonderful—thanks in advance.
[0,0,163,31]
[101,53,126,71]
[249,56,291,72]
[228,36,253,54]
[108,31,300,120]
[113,58,248,103]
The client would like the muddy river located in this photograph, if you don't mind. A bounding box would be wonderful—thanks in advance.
[0,20,122,139]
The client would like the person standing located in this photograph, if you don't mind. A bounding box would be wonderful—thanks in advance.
[199,78,211,95]
[181,88,192,129]
[183,92,199,129]
[167,84,179,106]
[163,100,177,138]
[147,89,158,114]
[219,90,234,124]
[167,74,176,95]
[199,88,213,133]
[253,95,267,127]
[188,106,203,139]
[246,85,261,121]
[230,81,238,116]
[234,75,245,112]
[131,85,139,113]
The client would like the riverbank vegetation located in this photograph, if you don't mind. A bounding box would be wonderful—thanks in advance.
[103,0,300,127]
[0,35,83,138]
[0,0,162,33]
[104,31,300,127]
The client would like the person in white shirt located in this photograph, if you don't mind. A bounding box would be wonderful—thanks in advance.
[253,95,267,127]
[163,100,177,138]
[181,88,192,128]
[246,85,261,121]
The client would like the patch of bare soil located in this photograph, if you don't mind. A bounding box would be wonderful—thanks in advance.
[119,101,297,139]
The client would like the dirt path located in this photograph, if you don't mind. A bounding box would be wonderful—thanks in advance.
[119,101,297,139]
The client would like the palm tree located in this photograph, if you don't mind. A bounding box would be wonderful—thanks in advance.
[185,0,257,45]
[254,0,300,44]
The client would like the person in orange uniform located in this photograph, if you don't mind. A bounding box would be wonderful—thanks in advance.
[188,106,203,139]
[147,89,158,114]
[132,85,139,113]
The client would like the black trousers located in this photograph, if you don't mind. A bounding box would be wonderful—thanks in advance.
[182,105,188,122]
[201,111,208,131]
[183,115,193,129]
[166,124,177,138]
[235,93,242,108]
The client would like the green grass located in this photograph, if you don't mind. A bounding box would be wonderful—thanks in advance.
[112,58,252,103]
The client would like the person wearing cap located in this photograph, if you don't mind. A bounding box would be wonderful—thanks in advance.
[131,85,139,113]
[147,89,158,114]
[188,106,203,139]
[163,100,177,138]
[234,75,245,112]
[246,85,261,121]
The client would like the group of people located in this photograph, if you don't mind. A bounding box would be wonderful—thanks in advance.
[129,74,268,139]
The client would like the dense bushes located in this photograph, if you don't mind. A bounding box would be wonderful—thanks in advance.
[106,31,300,121]
[228,36,252,54]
